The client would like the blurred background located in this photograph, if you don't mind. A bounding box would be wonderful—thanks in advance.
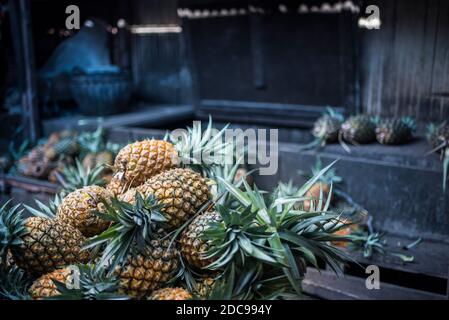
[0,0,448,300]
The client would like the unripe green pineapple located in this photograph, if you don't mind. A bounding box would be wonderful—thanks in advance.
[341,115,376,144]
[375,117,416,145]
[312,108,344,143]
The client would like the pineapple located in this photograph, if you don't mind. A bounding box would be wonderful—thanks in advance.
[120,168,211,229]
[17,146,53,179]
[375,117,416,145]
[29,267,72,299]
[148,287,192,300]
[194,276,216,298]
[78,127,114,170]
[44,134,80,161]
[57,185,112,237]
[85,194,181,299]
[312,107,344,143]
[180,211,221,270]
[116,240,180,299]
[106,176,129,197]
[113,119,228,189]
[114,139,179,188]
[341,115,376,144]
[29,264,128,300]
[0,200,89,276]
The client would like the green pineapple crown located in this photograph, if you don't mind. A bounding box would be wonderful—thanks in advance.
[78,126,106,154]
[0,201,27,259]
[400,116,417,132]
[208,161,354,296]
[48,264,129,300]
[169,116,230,175]
[85,193,167,273]
[58,159,106,194]
[0,265,32,300]
[324,107,345,122]
[203,205,280,271]
[22,194,63,219]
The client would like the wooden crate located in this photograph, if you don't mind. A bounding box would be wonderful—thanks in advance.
[302,235,449,300]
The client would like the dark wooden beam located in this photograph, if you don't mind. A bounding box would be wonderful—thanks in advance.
[250,14,265,89]
[9,0,40,144]
[19,0,39,143]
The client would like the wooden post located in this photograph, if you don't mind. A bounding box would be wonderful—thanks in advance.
[9,0,40,144]
[19,0,39,144]
[250,13,265,89]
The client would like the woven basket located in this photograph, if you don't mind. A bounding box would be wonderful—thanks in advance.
[70,72,131,116]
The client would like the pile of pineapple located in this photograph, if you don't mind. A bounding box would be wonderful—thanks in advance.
[1,119,355,300]
[12,127,119,185]
[312,109,449,189]
[312,108,417,146]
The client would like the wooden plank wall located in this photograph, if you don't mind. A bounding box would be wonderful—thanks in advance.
[130,0,191,104]
[361,0,449,121]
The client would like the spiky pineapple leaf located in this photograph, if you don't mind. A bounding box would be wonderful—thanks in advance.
[0,265,32,300]
[0,201,26,257]
[47,264,129,300]
[59,159,105,193]
[84,193,166,272]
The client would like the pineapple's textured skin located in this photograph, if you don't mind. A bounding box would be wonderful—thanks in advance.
[341,115,376,144]
[106,176,128,196]
[29,267,71,299]
[195,277,216,297]
[120,168,211,229]
[44,136,80,161]
[82,151,114,170]
[114,140,178,188]
[149,287,192,300]
[57,186,112,237]
[180,211,220,270]
[116,239,180,299]
[312,115,342,143]
[375,119,414,145]
[11,217,89,276]
[17,146,53,179]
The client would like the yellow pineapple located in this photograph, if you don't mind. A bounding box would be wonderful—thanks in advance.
[114,140,178,188]
[120,168,211,229]
[180,211,220,270]
[57,185,112,237]
[148,287,192,300]
[29,267,72,299]
[116,239,180,299]
[112,119,228,189]
[0,201,89,276]
[195,276,216,297]
[106,175,129,197]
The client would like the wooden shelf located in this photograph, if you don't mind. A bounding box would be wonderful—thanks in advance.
[42,104,194,134]
[303,268,446,300]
